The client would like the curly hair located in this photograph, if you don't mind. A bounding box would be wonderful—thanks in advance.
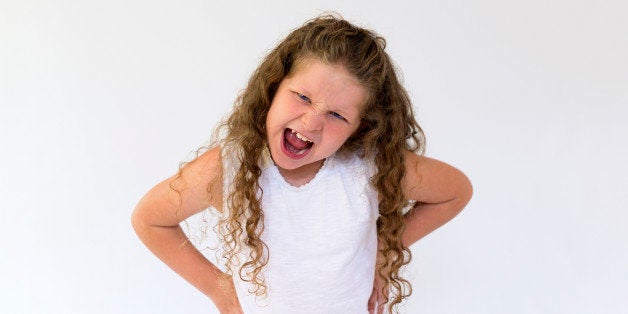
[214,13,425,312]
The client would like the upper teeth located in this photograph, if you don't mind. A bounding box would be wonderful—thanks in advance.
[291,129,312,143]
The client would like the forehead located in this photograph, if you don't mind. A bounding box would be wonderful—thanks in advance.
[285,58,368,112]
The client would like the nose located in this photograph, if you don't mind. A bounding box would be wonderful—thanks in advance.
[302,105,324,131]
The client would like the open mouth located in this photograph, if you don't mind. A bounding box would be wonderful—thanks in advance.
[281,128,313,159]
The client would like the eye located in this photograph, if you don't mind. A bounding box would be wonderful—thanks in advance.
[329,111,346,121]
[296,93,311,103]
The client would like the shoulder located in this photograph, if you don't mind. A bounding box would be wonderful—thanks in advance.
[402,151,473,203]
[175,145,223,193]
[334,149,377,176]
[132,146,224,228]
[170,145,225,215]
[168,145,225,214]
[189,146,224,210]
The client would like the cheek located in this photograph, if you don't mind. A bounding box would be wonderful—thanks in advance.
[327,124,356,143]
[266,102,284,129]
[269,96,298,123]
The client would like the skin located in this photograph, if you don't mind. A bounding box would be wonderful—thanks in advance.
[266,58,367,186]
[368,151,473,313]
[131,59,473,313]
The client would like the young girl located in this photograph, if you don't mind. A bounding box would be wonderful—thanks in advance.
[132,15,472,314]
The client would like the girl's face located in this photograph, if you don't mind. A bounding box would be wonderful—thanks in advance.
[266,58,368,181]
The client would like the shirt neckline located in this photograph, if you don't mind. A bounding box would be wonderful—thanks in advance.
[266,152,335,191]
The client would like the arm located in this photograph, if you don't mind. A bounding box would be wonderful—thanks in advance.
[369,152,472,313]
[401,151,473,247]
[131,147,243,313]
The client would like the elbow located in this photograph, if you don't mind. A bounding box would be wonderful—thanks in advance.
[130,205,148,236]
[456,174,473,212]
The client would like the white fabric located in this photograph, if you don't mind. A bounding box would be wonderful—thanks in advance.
[221,147,379,313]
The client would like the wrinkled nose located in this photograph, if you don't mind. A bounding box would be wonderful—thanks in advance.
[302,106,324,131]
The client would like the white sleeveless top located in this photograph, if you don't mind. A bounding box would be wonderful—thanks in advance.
[221,147,379,313]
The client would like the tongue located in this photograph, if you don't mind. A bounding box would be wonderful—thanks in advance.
[285,129,311,150]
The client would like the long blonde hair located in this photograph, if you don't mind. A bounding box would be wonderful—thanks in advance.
[213,14,424,312]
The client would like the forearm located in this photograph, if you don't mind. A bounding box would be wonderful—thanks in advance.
[133,222,241,311]
[401,198,467,247]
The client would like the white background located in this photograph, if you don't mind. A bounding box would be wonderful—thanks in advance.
[1,0,627,313]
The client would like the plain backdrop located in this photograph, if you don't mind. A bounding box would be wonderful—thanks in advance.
[1,0,627,313]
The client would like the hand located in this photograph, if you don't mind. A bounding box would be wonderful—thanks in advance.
[367,266,389,314]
